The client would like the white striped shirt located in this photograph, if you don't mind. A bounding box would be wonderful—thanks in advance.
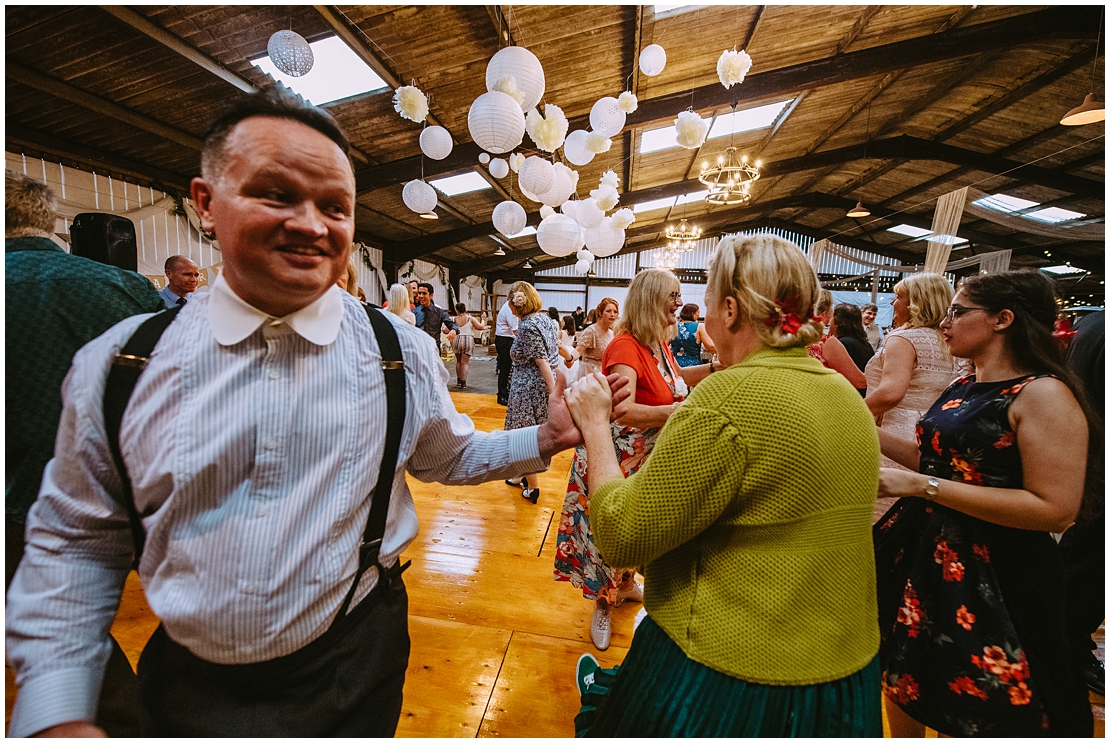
[6,277,547,737]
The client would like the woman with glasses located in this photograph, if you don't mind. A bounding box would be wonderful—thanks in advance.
[555,270,716,651]
[565,236,882,736]
[872,270,1098,737]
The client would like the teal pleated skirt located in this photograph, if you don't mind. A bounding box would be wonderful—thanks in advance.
[575,615,881,737]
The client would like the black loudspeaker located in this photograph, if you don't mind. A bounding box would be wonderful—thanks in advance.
[70,213,138,272]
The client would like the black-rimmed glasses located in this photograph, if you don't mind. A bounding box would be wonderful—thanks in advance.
[944,304,995,321]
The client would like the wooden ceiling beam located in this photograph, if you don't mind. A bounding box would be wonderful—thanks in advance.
[7,63,204,150]
[355,7,1099,195]
[97,5,256,93]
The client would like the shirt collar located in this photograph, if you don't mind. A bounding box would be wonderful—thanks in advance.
[207,274,345,347]
[5,236,65,254]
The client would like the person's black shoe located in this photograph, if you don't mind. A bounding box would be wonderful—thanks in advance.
[497,396,508,406]
[1079,653,1105,697]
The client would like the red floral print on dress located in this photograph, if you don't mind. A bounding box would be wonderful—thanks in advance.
[950,453,983,484]
[956,605,976,631]
[915,423,924,446]
[1009,682,1032,706]
[897,580,925,637]
[934,540,966,582]
[948,675,989,701]
[972,543,990,563]
[931,430,942,456]
[883,673,921,705]
[993,430,1015,449]
[941,398,963,411]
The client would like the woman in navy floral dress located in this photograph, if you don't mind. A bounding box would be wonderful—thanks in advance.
[872,270,1099,737]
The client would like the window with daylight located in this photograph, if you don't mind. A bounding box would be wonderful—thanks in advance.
[1026,207,1086,224]
[250,36,387,106]
[886,224,932,238]
[653,5,703,17]
[1041,265,1086,275]
[639,99,794,154]
[632,192,706,214]
[972,193,1040,213]
[428,172,492,197]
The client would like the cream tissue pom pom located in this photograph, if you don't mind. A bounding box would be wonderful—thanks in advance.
[393,85,429,123]
[586,131,612,154]
[525,104,569,153]
[509,152,526,173]
[540,205,556,219]
[618,91,638,114]
[717,49,753,89]
[590,184,619,212]
[599,170,620,189]
[675,110,709,150]
[611,208,635,229]
[490,75,524,105]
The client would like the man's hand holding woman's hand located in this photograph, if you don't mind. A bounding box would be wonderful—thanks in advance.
[537,369,631,457]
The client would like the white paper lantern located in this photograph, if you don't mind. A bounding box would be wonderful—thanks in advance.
[537,214,584,257]
[486,46,546,112]
[419,126,453,160]
[402,180,437,214]
[519,184,542,203]
[590,97,627,137]
[574,198,604,229]
[268,30,314,77]
[639,44,667,77]
[584,217,626,257]
[492,200,527,236]
[518,156,555,196]
[576,248,594,263]
[575,259,591,274]
[489,157,509,178]
[562,129,595,166]
[560,200,579,220]
[537,166,575,207]
[478,152,491,164]
[540,205,555,219]
[468,91,526,154]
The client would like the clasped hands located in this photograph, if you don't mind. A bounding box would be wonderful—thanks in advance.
[536,369,630,456]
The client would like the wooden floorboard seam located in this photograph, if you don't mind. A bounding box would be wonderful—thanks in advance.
[475,629,515,738]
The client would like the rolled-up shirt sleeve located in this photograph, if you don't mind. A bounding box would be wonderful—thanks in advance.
[7,329,138,737]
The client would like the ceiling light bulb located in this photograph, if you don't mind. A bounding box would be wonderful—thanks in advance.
[1061,93,1105,126]
[493,246,506,256]
[419,211,439,219]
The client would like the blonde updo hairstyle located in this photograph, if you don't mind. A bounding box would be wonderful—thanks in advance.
[893,272,953,331]
[707,234,825,349]
[615,268,681,347]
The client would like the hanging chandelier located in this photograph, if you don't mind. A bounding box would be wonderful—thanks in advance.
[699,147,760,206]
[655,246,681,270]
[665,218,701,245]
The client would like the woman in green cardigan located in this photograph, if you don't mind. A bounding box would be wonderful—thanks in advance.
[565,234,883,737]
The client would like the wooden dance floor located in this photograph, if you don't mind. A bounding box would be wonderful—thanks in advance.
[5,391,1105,736]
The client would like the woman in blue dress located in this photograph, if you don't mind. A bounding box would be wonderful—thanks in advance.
[669,303,714,367]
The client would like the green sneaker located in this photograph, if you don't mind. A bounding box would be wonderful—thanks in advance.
[576,653,600,696]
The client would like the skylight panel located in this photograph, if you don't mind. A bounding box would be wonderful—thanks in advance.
[1040,265,1085,275]
[675,191,708,206]
[971,193,1040,213]
[428,172,492,197]
[1026,207,1086,224]
[707,100,792,140]
[633,196,678,213]
[250,36,387,106]
[640,127,679,154]
[507,225,537,238]
[654,4,702,16]
[887,224,932,238]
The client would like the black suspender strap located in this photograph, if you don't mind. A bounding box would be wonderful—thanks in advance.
[332,306,409,624]
[103,307,182,562]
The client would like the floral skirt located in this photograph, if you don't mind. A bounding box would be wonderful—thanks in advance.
[553,424,658,602]
[873,498,1092,737]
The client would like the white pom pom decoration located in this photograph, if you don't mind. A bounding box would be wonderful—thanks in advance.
[639,44,667,77]
[402,180,437,214]
[394,85,429,123]
[509,152,526,173]
[590,97,627,137]
[574,198,604,229]
[489,157,509,179]
[478,152,491,164]
[467,91,526,154]
[562,130,595,166]
[717,49,753,89]
[585,132,612,154]
[576,248,594,263]
[575,259,591,274]
[600,170,620,189]
[618,91,639,114]
[537,214,584,257]
[611,207,636,230]
[675,110,709,150]
[539,205,555,219]
[486,46,545,111]
[589,183,619,212]
[418,126,453,160]
[492,200,528,236]
[518,156,555,196]
[584,217,626,258]
[525,104,569,153]
[489,74,523,105]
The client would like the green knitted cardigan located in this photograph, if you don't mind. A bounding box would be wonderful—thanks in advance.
[592,346,881,686]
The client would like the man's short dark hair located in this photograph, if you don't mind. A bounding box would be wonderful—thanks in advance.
[454,303,467,314]
[5,170,57,238]
[201,86,350,181]
[861,303,878,313]
[417,282,434,295]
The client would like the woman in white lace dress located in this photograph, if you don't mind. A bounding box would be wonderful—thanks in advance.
[865,273,961,516]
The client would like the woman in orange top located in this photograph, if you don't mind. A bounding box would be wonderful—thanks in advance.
[555,269,717,651]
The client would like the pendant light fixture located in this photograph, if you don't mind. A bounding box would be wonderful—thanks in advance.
[522,258,533,269]
[493,245,506,256]
[1061,11,1104,126]
[847,201,870,218]
[847,102,873,218]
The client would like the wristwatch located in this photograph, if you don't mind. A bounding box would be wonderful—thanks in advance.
[923,477,940,501]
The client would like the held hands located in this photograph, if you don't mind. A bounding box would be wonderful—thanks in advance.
[564,372,616,433]
[537,369,631,457]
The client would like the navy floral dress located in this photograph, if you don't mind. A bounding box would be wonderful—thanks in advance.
[873,375,1093,737]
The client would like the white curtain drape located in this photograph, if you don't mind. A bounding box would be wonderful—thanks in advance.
[808,238,831,270]
[924,186,968,274]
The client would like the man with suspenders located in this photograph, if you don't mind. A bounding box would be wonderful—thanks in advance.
[6,88,626,737]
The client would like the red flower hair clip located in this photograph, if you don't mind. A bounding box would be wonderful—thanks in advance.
[765,294,811,335]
